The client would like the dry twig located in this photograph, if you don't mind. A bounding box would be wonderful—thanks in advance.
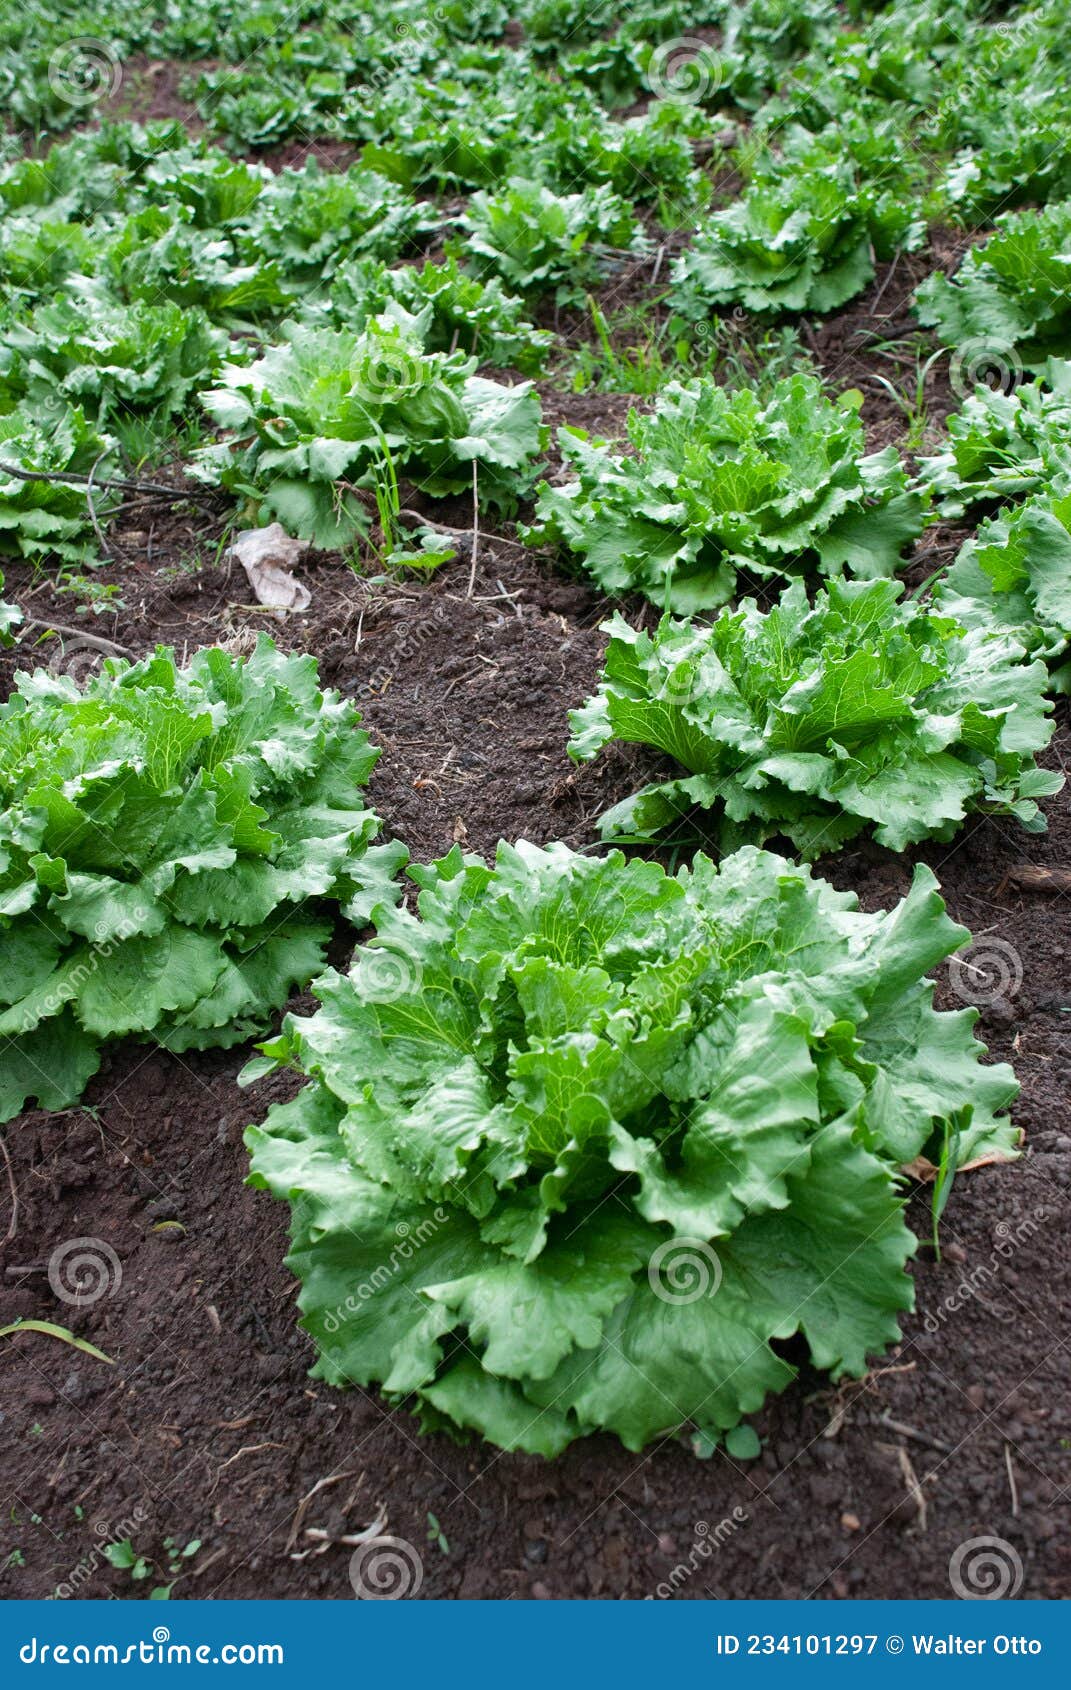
[23,619,132,657]
[1006,865,1071,895]
[1005,1443,1020,1518]
[880,1413,952,1454]
[0,461,219,511]
[210,1442,286,1494]
[285,1469,360,1554]
[896,1444,929,1533]
[0,1131,17,1244]
[467,463,480,598]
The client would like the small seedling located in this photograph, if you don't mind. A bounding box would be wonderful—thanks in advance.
[104,1535,202,1600]
[53,574,127,616]
[150,1536,203,1600]
[104,1540,152,1582]
[931,1110,967,1261]
[868,346,945,451]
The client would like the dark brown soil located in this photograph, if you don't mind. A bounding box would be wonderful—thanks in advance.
[3,512,1069,1600]
[2,99,1070,1608]
[806,229,991,453]
[258,137,363,176]
[99,54,210,133]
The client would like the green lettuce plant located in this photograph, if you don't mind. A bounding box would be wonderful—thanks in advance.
[528,375,922,612]
[0,217,98,307]
[194,79,317,152]
[238,161,423,287]
[357,81,525,192]
[569,580,1061,853]
[244,839,1017,1457]
[0,133,123,221]
[140,143,271,228]
[671,140,924,319]
[0,292,226,436]
[103,206,295,330]
[0,403,117,563]
[936,492,1071,692]
[0,637,404,1124]
[457,176,644,304]
[300,256,554,374]
[526,102,704,206]
[915,202,1071,369]
[194,305,545,549]
[930,58,1071,216]
[917,361,1071,517]
[711,0,842,109]
[0,565,20,645]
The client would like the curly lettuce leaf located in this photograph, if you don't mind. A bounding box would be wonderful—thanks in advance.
[528,375,922,612]
[245,840,1018,1457]
[569,579,1061,853]
[916,201,1071,368]
[0,636,404,1123]
[194,306,544,549]
[917,361,1071,518]
[936,492,1071,689]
